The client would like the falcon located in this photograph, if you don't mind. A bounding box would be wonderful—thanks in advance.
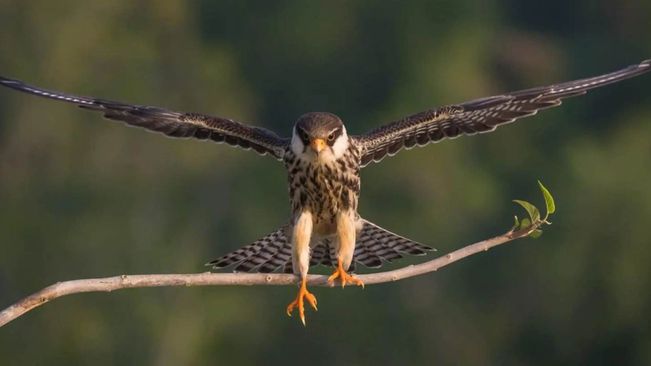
[1,59,649,325]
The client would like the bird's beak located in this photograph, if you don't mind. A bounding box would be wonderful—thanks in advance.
[310,138,326,153]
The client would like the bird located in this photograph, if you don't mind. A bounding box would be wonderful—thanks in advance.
[1,59,649,325]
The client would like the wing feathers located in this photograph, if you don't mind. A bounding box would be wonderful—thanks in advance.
[0,76,289,160]
[357,59,650,166]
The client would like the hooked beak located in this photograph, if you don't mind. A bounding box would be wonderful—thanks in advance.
[310,138,326,153]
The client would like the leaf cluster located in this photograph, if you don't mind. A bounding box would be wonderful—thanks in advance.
[512,181,556,238]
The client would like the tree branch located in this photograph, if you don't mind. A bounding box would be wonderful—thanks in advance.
[0,225,539,328]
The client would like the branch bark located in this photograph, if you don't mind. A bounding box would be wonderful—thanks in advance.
[0,225,538,328]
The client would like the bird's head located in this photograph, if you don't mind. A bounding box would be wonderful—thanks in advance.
[291,112,349,163]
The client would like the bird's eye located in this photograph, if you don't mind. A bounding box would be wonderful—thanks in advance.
[297,128,309,143]
[327,132,336,142]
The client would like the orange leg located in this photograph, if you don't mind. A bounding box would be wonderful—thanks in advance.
[286,279,318,326]
[327,258,365,288]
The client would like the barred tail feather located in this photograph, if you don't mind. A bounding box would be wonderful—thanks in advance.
[353,219,434,269]
[207,219,434,274]
[206,225,292,273]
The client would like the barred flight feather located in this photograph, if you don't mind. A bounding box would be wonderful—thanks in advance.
[357,59,650,166]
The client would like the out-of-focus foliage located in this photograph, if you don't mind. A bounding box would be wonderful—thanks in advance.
[1,1,650,365]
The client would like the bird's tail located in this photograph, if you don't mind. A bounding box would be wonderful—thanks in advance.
[206,225,293,273]
[347,219,434,271]
[206,219,434,273]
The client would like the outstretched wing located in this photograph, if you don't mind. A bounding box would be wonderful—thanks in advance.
[0,77,289,160]
[356,59,650,167]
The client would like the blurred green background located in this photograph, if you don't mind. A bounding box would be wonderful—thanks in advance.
[1,1,650,365]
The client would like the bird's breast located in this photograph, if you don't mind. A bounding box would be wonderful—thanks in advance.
[285,149,360,225]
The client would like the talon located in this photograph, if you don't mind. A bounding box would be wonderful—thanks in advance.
[328,259,364,288]
[286,280,317,325]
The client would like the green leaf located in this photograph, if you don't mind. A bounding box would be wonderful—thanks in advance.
[529,229,543,238]
[538,180,556,215]
[513,199,541,223]
[519,218,531,230]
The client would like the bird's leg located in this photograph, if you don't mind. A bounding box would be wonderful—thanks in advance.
[286,211,317,325]
[328,212,364,288]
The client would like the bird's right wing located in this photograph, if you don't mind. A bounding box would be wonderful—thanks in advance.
[0,77,289,160]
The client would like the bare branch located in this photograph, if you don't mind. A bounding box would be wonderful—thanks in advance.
[0,225,538,328]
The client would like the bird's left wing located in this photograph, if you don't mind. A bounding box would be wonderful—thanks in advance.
[0,77,289,160]
[355,59,650,167]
